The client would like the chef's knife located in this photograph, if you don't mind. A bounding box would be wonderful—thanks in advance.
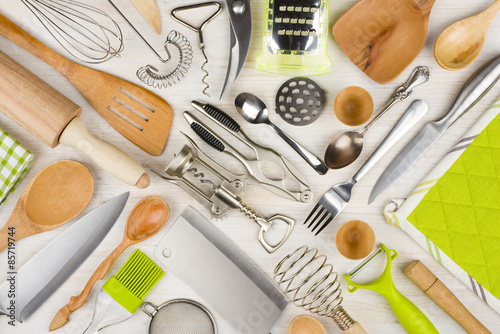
[220,0,251,99]
[0,192,129,322]
[369,55,500,204]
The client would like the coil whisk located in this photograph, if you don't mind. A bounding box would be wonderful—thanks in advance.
[136,30,193,89]
[274,246,356,331]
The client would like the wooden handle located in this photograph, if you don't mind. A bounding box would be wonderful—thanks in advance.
[0,13,75,76]
[0,50,80,147]
[59,117,149,188]
[405,260,491,334]
[49,241,131,331]
[343,322,368,334]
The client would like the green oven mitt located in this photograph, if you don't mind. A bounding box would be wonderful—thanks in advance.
[0,128,33,207]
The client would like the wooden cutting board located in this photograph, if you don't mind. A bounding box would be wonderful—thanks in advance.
[332,0,436,84]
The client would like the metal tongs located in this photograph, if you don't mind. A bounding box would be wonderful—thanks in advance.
[185,101,312,202]
[154,135,295,253]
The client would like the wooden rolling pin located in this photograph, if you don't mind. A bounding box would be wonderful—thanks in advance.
[405,260,491,334]
[0,50,149,188]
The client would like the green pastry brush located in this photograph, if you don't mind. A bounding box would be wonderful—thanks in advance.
[83,249,164,334]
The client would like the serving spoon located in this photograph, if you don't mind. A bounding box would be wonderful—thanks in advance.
[49,196,170,331]
[435,0,500,70]
[235,92,328,175]
[325,67,430,169]
[0,160,93,251]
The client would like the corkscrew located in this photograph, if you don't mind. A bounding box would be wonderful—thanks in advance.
[153,134,295,253]
[171,2,222,97]
[274,246,368,333]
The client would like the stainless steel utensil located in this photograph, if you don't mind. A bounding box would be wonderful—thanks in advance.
[21,0,124,63]
[154,206,288,333]
[0,192,129,322]
[220,0,251,99]
[154,135,295,253]
[325,66,430,169]
[369,55,500,204]
[305,100,428,235]
[274,246,367,333]
[235,92,329,175]
[171,2,222,97]
[143,299,217,334]
[188,101,312,203]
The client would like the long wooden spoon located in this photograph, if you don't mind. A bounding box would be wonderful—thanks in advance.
[49,196,169,331]
[0,160,93,251]
[434,0,500,70]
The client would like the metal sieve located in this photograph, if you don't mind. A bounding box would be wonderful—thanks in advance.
[142,299,217,334]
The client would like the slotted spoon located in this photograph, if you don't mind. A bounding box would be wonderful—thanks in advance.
[0,13,173,156]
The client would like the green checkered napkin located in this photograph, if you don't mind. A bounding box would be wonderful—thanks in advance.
[0,128,33,207]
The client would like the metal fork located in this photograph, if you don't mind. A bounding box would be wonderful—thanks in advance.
[305,100,428,235]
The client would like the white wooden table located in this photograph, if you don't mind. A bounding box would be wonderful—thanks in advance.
[1,0,500,333]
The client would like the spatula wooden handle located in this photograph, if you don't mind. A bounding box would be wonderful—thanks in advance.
[49,241,131,331]
[60,117,150,188]
[405,260,491,334]
[0,13,75,76]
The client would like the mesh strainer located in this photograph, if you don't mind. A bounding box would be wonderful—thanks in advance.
[142,299,217,334]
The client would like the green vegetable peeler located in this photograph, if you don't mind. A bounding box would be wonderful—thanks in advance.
[344,244,438,334]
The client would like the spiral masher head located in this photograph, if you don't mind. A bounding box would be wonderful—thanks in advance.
[273,246,356,331]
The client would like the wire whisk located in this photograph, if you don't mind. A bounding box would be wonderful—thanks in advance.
[274,246,367,333]
[21,0,124,64]
[136,30,193,89]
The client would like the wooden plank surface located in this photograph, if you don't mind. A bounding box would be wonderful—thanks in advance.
[1,0,500,333]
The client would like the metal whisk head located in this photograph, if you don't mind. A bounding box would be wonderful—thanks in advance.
[274,246,356,331]
[22,0,124,63]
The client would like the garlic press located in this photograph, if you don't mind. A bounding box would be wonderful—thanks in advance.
[186,101,312,203]
[153,134,295,253]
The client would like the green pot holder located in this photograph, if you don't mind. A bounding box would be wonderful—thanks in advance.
[0,128,33,207]
[385,97,500,315]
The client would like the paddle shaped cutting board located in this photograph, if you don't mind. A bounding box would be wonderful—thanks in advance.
[333,0,436,84]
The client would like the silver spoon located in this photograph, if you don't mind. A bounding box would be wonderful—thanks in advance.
[235,92,329,175]
[325,66,430,169]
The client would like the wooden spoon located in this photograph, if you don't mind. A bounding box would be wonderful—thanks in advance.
[49,196,169,331]
[0,160,93,251]
[332,0,436,84]
[434,0,500,71]
[289,316,326,334]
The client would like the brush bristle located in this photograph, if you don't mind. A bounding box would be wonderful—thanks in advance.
[114,249,164,299]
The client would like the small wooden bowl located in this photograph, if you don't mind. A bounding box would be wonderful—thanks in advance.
[336,220,375,260]
[334,86,374,126]
[289,315,326,334]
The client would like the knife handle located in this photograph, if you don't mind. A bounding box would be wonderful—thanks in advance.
[439,55,500,129]
[353,100,428,182]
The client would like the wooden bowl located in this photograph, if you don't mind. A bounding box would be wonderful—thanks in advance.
[336,220,375,260]
[334,86,373,126]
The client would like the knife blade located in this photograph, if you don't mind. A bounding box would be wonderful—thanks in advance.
[369,55,500,204]
[130,0,161,34]
[155,206,288,333]
[220,0,251,99]
[0,192,129,322]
